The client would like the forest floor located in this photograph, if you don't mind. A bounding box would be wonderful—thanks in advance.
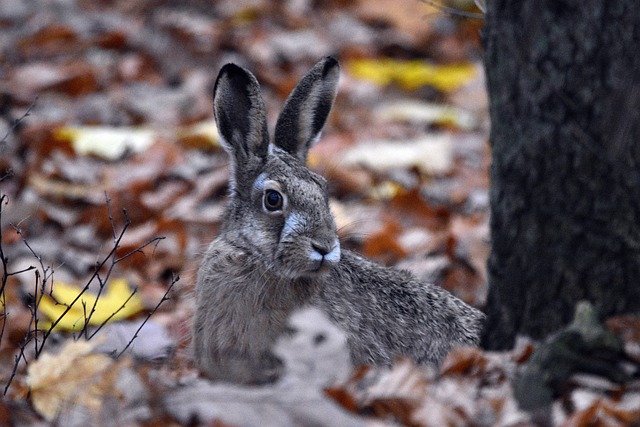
[1,0,639,425]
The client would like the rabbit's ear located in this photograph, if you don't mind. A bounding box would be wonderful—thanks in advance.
[213,63,269,190]
[274,56,339,162]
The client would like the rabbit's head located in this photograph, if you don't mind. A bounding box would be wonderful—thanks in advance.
[213,57,341,279]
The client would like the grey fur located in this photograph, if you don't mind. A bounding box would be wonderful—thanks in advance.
[193,57,485,384]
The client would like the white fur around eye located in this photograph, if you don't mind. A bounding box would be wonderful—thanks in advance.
[253,173,268,191]
[282,212,305,238]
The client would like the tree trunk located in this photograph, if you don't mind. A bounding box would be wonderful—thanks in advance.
[482,0,640,349]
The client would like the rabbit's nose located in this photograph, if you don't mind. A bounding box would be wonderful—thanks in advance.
[312,242,331,256]
[311,239,340,264]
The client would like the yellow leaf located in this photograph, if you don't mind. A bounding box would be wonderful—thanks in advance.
[38,279,144,332]
[347,59,477,93]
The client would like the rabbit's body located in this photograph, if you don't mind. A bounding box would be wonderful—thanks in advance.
[194,238,320,383]
[315,250,483,367]
[193,57,485,384]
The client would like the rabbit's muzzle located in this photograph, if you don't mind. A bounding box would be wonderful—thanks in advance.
[309,239,341,272]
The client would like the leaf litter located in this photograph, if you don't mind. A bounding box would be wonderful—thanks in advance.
[1,0,639,426]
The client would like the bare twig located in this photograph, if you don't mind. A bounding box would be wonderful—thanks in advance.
[0,195,9,347]
[1,101,39,395]
[81,193,165,338]
[88,287,139,340]
[12,225,54,358]
[0,96,38,144]
[116,273,179,359]
[0,170,14,183]
[3,343,29,396]
[3,191,169,393]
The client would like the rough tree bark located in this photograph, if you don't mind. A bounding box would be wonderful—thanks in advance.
[482,0,640,349]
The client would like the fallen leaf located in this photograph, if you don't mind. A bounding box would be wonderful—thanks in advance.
[38,279,144,332]
[330,358,428,425]
[347,58,477,92]
[353,0,435,46]
[362,220,407,263]
[54,125,157,160]
[340,135,453,176]
[17,24,80,57]
[388,188,450,230]
[176,120,220,150]
[439,347,487,377]
[27,340,123,421]
[28,174,103,204]
[10,61,98,101]
[92,30,128,49]
[375,100,479,130]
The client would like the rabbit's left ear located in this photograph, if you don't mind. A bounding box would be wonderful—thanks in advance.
[274,57,340,162]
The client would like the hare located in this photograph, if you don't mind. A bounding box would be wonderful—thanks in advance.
[193,57,485,384]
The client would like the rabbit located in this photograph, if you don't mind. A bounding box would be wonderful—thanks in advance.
[193,56,485,384]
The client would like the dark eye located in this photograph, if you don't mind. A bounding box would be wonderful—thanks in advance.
[264,189,283,212]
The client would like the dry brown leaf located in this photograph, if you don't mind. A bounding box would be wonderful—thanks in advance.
[362,220,407,263]
[92,30,128,49]
[27,340,126,421]
[363,361,437,427]
[511,339,536,365]
[389,189,450,230]
[10,62,98,101]
[324,387,360,413]
[600,398,640,425]
[117,52,164,83]
[354,0,435,46]
[331,359,428,425]
[561,400,610,427]
[17,24,80,57]
[21,124,76,164]
[439,346,487,377]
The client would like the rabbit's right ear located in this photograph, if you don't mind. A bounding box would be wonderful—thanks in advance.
[273,57,339,162]
[213,64,269,192]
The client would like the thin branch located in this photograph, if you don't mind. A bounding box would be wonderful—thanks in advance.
[0,96,38,144]
[0,170,14,183]
[81,275,107,339]
[114,236,165,263]
[6,266,36,277]
[3,344,28,396]
[88,287,139,340]
[0,292,6,350]
[2,186,170,392]
[0,195,11,299]
[32,270,40,356]
[0,180,15,392]
[80,194,163,337]
[38,205,129,345]
[116,274,179,359]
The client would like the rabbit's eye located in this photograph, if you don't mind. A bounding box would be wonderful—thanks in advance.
[264,189,283,212]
